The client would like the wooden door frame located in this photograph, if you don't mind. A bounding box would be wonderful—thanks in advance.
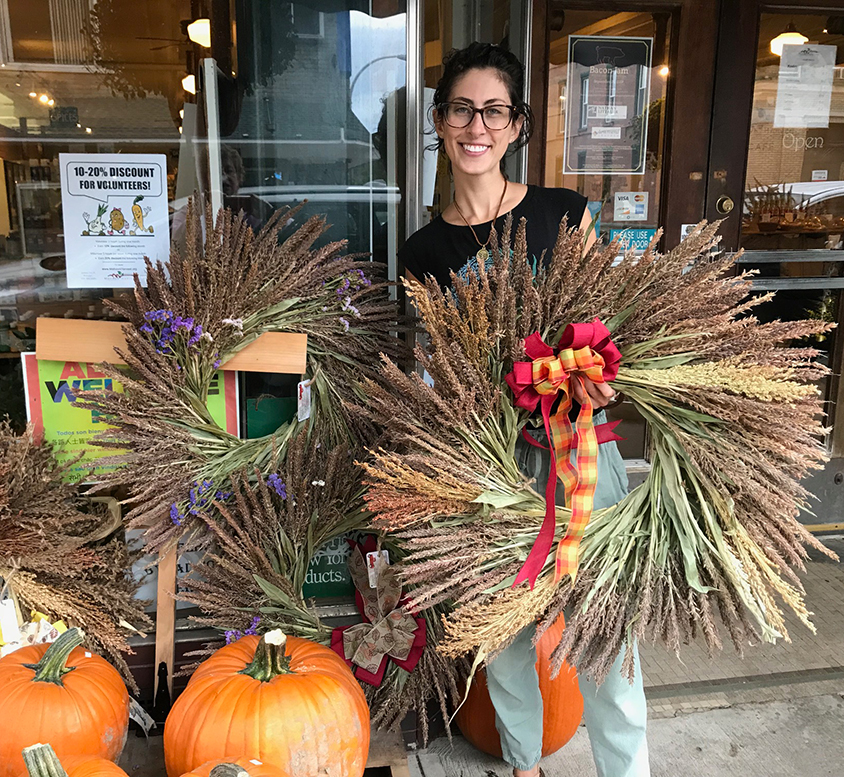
[527,0,721,248]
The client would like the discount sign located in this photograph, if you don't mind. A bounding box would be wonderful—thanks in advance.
[60,153,171,288]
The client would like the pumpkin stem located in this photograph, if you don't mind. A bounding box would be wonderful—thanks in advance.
[209,766,250,777]
[25,628,84,686]
[22,743,70,777]
[239,629,292,681]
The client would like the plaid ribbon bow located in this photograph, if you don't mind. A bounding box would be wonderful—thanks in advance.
[505,319,621,587]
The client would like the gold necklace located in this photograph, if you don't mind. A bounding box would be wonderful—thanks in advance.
[453,178,508,263]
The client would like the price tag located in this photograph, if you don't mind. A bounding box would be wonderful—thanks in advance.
[297,380,311,422]
[128,697,156,736]
[365,550,390,588]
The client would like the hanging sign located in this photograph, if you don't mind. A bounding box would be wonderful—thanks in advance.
[563,35,653,175]
[774,44,836,129]
[59,153,171,288]
[21,353,238,481]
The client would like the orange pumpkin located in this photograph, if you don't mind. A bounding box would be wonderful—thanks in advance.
[20,743,129,776]
[180,758,287,777]
[164,630,370,777]
[0,629,129,777]
[455,616,583,758]
[61,757,130,777]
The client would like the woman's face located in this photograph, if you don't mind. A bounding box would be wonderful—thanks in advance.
[434,67,524,179]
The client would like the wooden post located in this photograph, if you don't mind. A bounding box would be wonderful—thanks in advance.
[154,541,178,699]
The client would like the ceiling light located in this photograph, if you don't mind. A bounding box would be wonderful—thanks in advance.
[182,74,196,94]
[179,108,184,119]
[85,127,92,133]
[38,94,49,104]
[659,65,669,77]
[28,92,36,97]
[178,126,183,134]
[47,99,54,106]
[771,22,808,56]
[187,18,211,48]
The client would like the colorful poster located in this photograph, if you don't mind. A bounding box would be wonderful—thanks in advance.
[564,36,653,175]
[21,353,239,481]
[59,153,171,288]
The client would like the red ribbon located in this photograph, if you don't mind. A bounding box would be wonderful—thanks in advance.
[504,319,621,588]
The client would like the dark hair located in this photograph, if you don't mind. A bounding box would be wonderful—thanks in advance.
[429,42,535,155]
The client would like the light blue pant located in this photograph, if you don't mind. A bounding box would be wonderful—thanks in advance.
[484,417,650,774]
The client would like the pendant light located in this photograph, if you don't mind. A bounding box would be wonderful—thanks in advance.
[187,18,211,48]
[770,22,808,57]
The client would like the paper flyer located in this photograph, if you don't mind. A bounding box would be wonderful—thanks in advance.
[59,153,171,288]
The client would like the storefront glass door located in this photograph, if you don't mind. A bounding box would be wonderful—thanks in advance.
[0,0,210,423]
[732,11,844,527]
[540,9,674,465]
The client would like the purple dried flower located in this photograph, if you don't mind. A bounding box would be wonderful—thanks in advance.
[225,629,242,644]
[266,473,288,499]
[169,504,182,525]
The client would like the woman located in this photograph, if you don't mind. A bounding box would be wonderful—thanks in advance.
[399,42,650,777]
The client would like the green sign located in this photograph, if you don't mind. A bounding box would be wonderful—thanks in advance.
[22,353,239,481]
[302,535,358,600]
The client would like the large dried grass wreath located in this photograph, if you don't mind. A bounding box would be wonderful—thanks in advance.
[78,199,405,551]
[362,219,838,683]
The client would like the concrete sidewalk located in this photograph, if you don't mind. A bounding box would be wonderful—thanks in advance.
[641,534,844,718]
[410,693,844,776]
[410,535,844,776]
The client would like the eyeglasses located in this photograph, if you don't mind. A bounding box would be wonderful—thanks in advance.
[438,102,519,130]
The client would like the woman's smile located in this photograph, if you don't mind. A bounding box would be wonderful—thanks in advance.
[460,143,492,156]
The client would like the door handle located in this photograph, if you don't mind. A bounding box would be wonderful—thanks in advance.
[715,196,735,215]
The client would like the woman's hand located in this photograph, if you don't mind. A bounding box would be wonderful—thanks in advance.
[572,377,616,408]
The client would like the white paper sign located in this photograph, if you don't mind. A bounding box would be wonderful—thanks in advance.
[592,127,622,139]
[365,550,390,588]
[812,169,829,181]
[680,223,697,241]
[774,44,836,129]
[60,153,171,288]
[614,191,649,222]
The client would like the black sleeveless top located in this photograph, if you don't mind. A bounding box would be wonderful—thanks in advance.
[399,185,587,288]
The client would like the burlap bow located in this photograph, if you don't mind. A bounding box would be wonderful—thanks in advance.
[330,539,426,686]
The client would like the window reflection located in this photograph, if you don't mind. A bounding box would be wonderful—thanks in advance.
[0,0,408,433]
[743,14,844,253]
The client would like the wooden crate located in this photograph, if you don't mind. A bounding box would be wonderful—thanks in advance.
[365,729,412,777]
